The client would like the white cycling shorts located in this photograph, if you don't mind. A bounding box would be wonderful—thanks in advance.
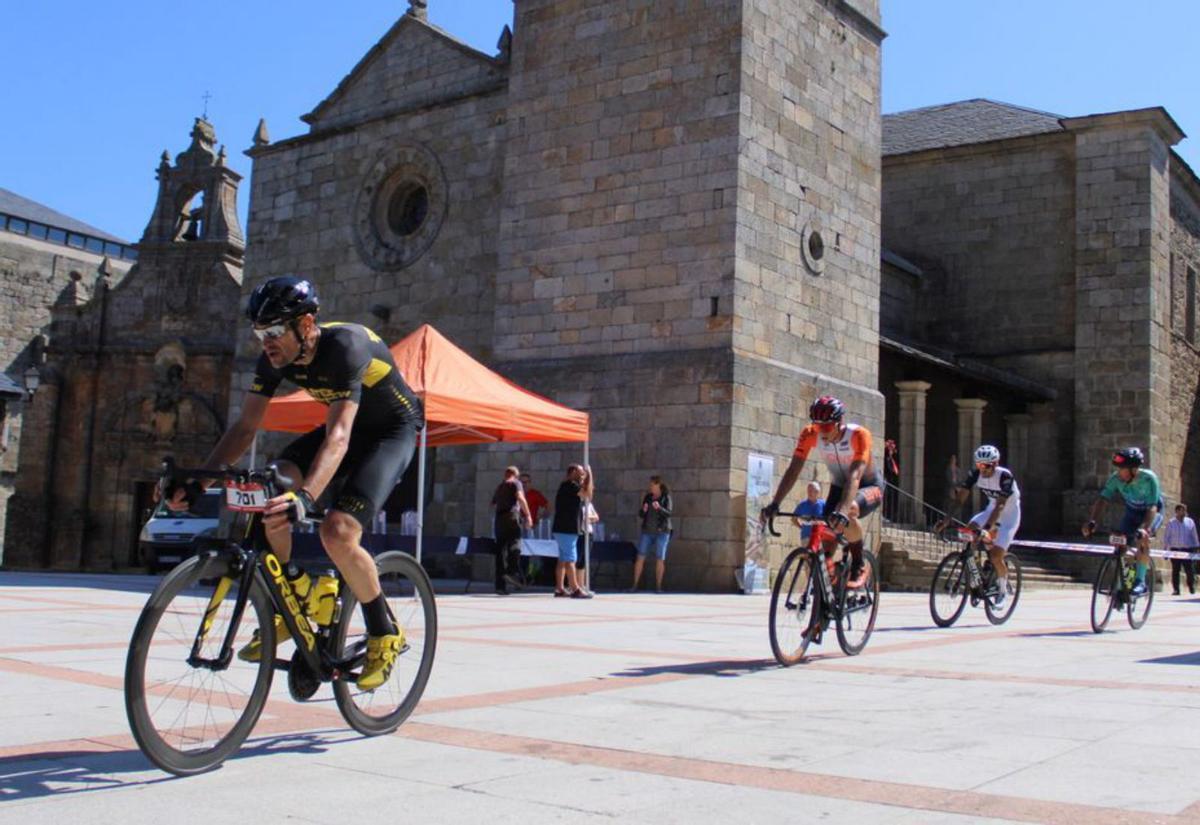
[971,499,1021,550]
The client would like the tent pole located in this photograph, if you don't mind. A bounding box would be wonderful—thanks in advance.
[417,424,427,564]
[583,440,590,586]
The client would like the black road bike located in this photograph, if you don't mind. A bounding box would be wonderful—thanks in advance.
[767,515,880,665]
[124,460,438,775]
[930,525,1023,627]
[1090,531,1154,633]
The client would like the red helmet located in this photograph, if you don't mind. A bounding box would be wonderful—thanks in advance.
[809,395,845,424]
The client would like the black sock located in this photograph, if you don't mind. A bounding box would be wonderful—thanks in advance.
[362,595,397,637]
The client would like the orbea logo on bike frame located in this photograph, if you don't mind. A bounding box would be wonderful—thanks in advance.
[264,554,316,652]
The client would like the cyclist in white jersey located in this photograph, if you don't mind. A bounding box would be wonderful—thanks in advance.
[938,444,1020,606]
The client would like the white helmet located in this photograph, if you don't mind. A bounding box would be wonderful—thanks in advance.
[973,444,1001,465]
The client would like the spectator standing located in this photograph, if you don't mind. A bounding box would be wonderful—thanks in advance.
[883,439,900,521]
[491,466,532,595]
[630,475,673,592]
[551,464,593,598]
[520,472,550,536]
[791,481,826,544]
[577,466,598,594]
[1163,503,1199,596]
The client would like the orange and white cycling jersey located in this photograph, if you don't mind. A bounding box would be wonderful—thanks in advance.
[794,423,878,487]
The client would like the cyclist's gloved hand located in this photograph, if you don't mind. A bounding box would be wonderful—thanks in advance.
[163,478,204,511]
[759,501,780,522]
[1082,519,1096,537]
[1135,527,1150,541]
[827,511,850,531]
[284,489,316,523]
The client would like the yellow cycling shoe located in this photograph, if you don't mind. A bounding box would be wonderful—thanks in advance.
[356,631,405,691]
[237,614,291,662]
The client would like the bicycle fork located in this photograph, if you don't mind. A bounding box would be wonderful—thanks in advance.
[188,548,257,671]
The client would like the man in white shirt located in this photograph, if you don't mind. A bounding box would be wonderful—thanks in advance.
[1163,504,1199,596]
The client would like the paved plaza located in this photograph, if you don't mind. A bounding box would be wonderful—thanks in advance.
[1,572,1199,824]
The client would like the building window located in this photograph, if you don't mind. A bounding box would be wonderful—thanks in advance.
[1188,267,1197,345]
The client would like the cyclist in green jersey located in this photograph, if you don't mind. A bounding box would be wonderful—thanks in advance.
[1082,447,1162,596]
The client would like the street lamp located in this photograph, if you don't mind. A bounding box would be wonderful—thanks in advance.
[22,366,40,398]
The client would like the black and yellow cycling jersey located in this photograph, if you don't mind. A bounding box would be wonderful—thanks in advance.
[250,322,423,432]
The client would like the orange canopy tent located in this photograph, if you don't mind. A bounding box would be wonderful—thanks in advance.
[259,324,590,562]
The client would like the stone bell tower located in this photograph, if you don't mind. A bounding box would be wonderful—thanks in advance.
[5,118,245,570]
[137,117,245,322]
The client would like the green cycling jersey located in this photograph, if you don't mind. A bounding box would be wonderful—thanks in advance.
[1100,468,1161,510]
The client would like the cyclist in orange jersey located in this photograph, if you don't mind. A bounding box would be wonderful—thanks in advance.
[760,395,882,584]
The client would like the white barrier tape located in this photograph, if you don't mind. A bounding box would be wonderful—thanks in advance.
[1010,539,1200,562]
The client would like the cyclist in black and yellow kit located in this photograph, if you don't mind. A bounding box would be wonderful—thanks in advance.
[165,275,423,690]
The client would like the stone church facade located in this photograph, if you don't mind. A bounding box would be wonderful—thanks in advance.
[4,119,245,569]
[877,99,1200,535]
[241,0,885,589]
[0,190,137,561]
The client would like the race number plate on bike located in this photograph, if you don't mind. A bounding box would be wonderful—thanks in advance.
[225,482,268,512]
[1109,533,1127,547]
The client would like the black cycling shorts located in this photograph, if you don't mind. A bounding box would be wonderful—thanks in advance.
[824,482,883,521]
[279,422,418,529]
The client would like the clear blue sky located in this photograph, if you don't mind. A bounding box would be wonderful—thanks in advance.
[2,1,1196,242]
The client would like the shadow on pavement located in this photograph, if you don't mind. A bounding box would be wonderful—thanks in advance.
[0,729,356,801]
[1138,651,1200,666]
[610,657,776,679]
[1018,630,1095,639]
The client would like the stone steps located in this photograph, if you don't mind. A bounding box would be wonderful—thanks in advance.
[879,540,1091,593]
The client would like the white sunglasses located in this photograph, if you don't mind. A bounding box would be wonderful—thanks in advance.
[252,324,289,341]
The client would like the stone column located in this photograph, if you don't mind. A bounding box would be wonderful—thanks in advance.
[955,398,988,513]
[1004,412,1032,479]
[895,381,932,524]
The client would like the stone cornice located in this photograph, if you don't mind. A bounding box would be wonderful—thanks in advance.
[1060,107,1186,147]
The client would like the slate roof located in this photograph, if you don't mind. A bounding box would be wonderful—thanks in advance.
[883,99,1065,157]
[0,187,127,244]
[0,373,26,398]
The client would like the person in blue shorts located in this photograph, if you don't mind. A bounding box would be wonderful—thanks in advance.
[1082,447,1161,596]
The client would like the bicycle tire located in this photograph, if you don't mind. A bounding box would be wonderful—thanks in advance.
[929,551,969,628]
[1127,563,1155,629]
[984,553,1022,625]
[1090,556,1118,633]
[768,548,818,666]
[125,552,275,775]
[836,549,880,655]
[333,551,438,735]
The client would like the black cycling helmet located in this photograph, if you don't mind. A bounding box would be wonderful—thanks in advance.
[1112,447,1144,469]
[245,276,320,326]
[809,395,845,424]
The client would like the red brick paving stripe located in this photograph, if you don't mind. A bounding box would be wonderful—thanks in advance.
[2,656,1198,821]
[398,722,1199,824]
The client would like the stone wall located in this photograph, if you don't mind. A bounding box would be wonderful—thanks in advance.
[490,0,746,589]
[1167,169,1200,508]
[0,234,132,560]
[882,134,1076,361]
[732,0,884,547]
[1068,115,1178,521]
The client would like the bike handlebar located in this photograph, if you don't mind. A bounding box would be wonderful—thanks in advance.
[158,456,294,492]
[762,513,848,545]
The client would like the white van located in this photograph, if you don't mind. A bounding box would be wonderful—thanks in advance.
[138,488,222,571]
